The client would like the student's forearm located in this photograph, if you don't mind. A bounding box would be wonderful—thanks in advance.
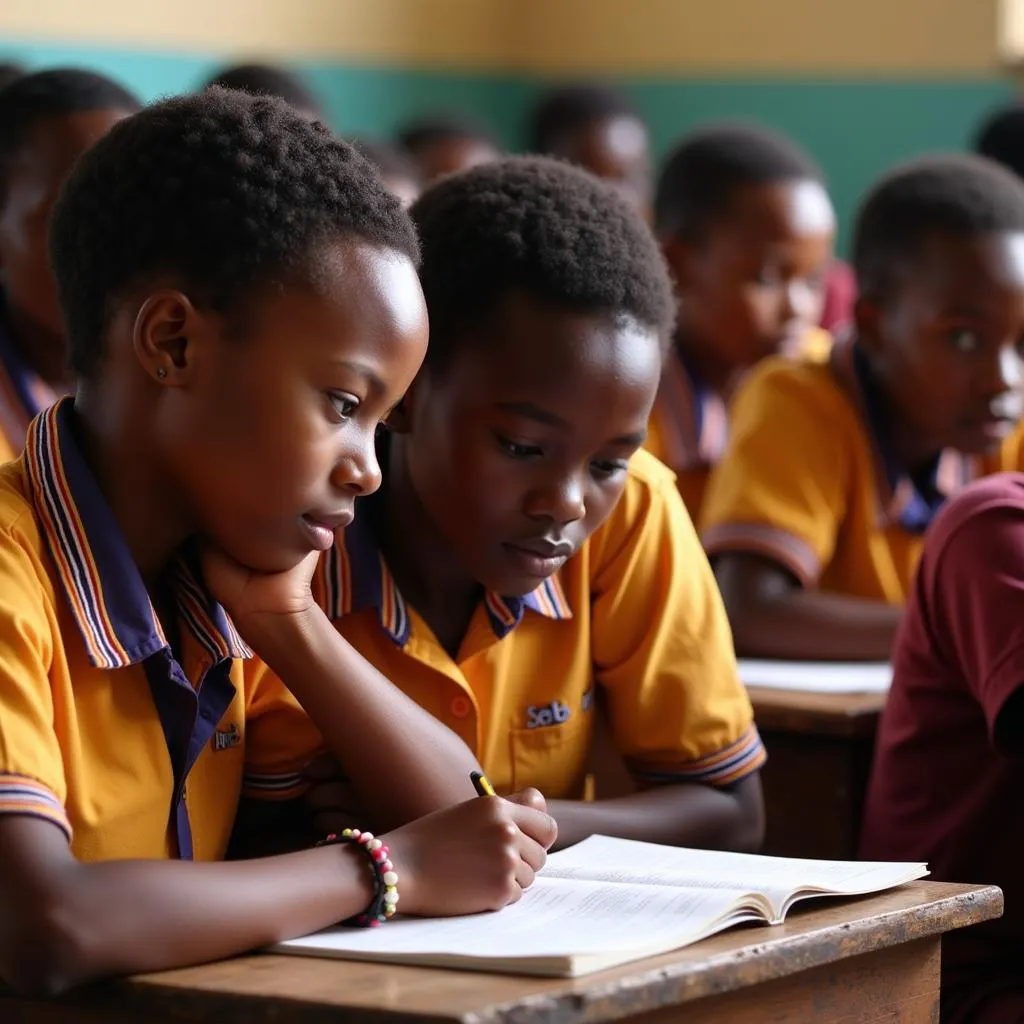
[253,609,481,830]
[8,844,371,995]
[546,778,764,852]
[730,590,902,661]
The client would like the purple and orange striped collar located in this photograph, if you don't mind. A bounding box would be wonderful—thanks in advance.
[316,511,572,647]
[650,346,728,474]
[23,397,251,669]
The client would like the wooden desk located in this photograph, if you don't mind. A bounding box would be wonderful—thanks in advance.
[4,882,1001,1024]
[750,686,887,861]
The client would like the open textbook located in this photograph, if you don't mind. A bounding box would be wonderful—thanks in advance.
[738,658,891,694]
[271,834,927,978]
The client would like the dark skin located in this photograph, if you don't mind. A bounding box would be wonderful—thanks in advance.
[411,136,500,184]
[373,290,763,851]
[716,230,1024,661]
[547,115,652,223]
[0,240,557,996]
[0,109,133,388]
[663,179,835,395]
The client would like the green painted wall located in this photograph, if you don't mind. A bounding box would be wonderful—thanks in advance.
[0,39,1014,252]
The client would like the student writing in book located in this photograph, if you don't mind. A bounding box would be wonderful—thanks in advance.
[860,474,1024,1023]
[0,90,556,997]
[310,157,765,853]
[702,155,1024,661]
[0,69,139,462]
[645,124,836,519]
[528,83,652,222]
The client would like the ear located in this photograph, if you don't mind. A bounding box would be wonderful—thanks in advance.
[131,290,204,386]
[660,235,698,295]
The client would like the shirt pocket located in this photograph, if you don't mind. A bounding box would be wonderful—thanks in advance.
[508,710,591,799]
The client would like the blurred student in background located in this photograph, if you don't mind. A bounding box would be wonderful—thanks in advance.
[529,83,652,223]
[0,63,23,90]
[702,155,1024,661]
[976,102,1024,181]
[397,114,500,184]
[352,138,422,209]
[204,62,324,121]
[0,68,139,461]
[646,123,835,518]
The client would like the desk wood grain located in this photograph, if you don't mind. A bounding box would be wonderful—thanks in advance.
[749,686,887,738]
[5,881,1000,1024]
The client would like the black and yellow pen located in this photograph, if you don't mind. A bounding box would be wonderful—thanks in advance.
[470,770,496,797]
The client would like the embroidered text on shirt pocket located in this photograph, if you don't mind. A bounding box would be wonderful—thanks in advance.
[509,710,590,798]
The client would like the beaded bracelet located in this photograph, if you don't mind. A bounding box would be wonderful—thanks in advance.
[317,828,399,927]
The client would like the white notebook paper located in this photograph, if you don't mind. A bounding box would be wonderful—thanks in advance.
[739,658,891,694]
[270,834,926,978]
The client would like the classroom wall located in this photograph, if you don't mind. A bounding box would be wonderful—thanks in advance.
[0,0,1015,251]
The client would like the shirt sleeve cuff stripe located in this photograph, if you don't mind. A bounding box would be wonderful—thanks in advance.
[628,726,767,786]
[701,523,820,586]
[0,775,71,839]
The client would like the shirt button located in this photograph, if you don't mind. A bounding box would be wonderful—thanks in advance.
[450,696,471,719]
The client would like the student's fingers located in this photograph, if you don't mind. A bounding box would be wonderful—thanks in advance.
[508,802,558,851]
[503,787,547,813]
[516,831,548,874]
[513,855,537,895]
[303,753,348,782]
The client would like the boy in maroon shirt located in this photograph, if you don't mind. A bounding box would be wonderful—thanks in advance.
[861,472,1024,1023]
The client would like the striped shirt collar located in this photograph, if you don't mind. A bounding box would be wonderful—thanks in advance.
[316,505,572,646]
[0,300,60,459]
[649,345,729,474]
[23,397,251,669]
[829,332,975,532]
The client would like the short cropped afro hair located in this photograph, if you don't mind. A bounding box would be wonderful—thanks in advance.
[0,68,140,199]
[410,156,675,368]
[529,83,644,155]
[204,62,323,118]
[655,122,823,239]
[975,104,1024,181]
[852,153,1024,301]
[51,87,418,379]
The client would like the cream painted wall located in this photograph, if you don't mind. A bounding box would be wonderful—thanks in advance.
[0,0,1005,75]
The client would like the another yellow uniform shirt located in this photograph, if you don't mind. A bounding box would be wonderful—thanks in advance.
[315,448,765,799]
[701,334,1024,602]
[0,399,321,862]
[646,327,832,519]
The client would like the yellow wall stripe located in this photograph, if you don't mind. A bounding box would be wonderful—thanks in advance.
[0,0,1005,76]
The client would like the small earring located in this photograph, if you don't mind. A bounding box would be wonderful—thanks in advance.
[156,367,167,379]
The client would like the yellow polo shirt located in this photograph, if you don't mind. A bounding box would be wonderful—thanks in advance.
[0,398,322,862]
[701,334,1024,601]
[315,448,764,799]
[646,327,831,519]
